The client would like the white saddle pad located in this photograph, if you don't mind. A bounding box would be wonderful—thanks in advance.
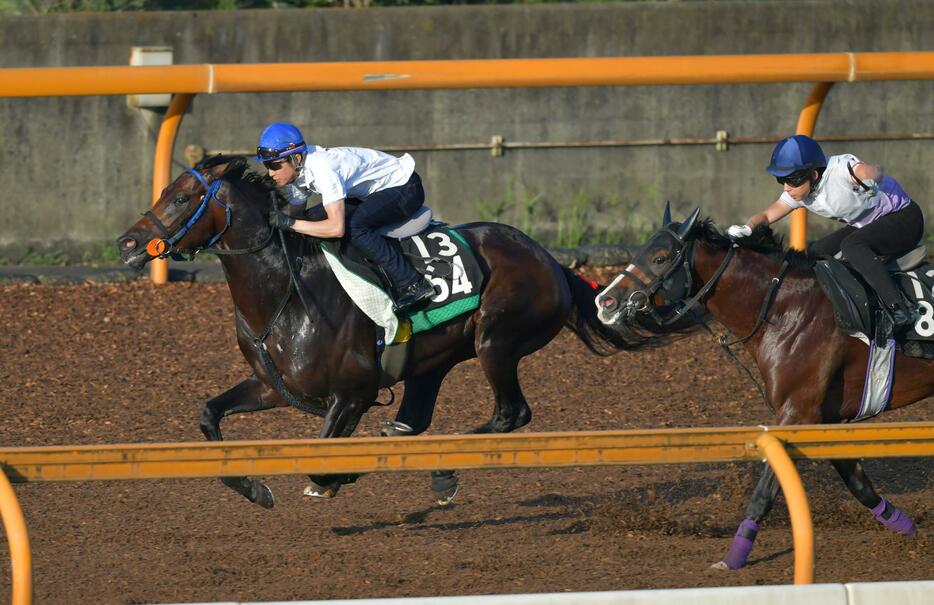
[321,247,400,344]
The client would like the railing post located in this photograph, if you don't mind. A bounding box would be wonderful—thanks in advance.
[150,92,196,284]
[756,432,814,584]
[790,81,835,251]
[0,468,32,605]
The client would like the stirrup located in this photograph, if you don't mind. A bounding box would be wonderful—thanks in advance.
[381,420,415,437]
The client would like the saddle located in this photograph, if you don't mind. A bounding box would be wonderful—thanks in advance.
[813,245,934,359]
[319,206,486,385]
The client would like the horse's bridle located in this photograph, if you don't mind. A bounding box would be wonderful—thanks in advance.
[618,225,736,327]
[144,168,274,259]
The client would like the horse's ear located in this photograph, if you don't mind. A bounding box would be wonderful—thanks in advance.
[676,208,701,238]
[662,201,672,226]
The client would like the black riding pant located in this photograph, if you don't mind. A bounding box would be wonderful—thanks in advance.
[305,172,425,290]
[808,200,924,305]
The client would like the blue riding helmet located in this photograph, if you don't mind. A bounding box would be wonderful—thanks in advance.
[255,122,307,162]
[766,134,827,177]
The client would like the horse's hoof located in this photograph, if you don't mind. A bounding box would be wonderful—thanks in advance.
[435,485,458,506]
[304,483,340,499]
[255,483,276,509]
[873,499,917,536]
[430,470,458,506]
[709,561,730,571]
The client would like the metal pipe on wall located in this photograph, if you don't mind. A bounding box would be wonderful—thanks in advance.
[184,131,934,163]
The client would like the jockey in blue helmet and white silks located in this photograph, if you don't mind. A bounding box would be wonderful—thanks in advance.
[256,122,435,313]
[726,134,924,329]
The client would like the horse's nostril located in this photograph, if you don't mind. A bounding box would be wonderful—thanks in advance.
[600,296,617,310]
[119,237,137,251]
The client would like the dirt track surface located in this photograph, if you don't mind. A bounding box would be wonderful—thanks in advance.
[0,274,931,604]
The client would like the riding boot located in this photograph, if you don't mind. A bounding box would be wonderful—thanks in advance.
[393,277,435,314]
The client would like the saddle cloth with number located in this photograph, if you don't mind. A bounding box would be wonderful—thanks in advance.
[320,225,485,344]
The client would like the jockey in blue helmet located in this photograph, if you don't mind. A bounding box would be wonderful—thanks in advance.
[727,134,924,333]
[256,122,435,314]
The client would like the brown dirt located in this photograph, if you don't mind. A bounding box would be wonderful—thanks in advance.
[0,272,931,605]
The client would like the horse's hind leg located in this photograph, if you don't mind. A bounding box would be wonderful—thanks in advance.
[473,354,531,434]
[200,375,280,509]
[832,459,916,536]
[713,462,780,570]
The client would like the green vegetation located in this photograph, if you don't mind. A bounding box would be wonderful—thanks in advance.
[0,0,609,14]
[0,240,129,266]
[474,182,661,249]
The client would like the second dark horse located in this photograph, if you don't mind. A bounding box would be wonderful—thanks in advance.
[117,156,633,507]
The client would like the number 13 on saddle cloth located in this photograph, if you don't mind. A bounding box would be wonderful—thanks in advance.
[321,225,485,344]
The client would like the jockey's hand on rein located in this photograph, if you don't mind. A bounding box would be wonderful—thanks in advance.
[268,209,296,231]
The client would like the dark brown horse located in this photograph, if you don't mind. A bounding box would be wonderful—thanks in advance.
[117,155,633,508]
[594,206,933,570]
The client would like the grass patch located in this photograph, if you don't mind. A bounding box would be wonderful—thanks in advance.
[0,240,132,266]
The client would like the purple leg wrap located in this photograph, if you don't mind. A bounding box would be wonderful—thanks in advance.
[721,519,759,569]
[872,498,917,536]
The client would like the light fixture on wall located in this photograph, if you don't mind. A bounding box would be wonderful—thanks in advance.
[126,46,173,109]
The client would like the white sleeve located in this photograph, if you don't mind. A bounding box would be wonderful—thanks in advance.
[779,191,801,209]
[308,157,347,205]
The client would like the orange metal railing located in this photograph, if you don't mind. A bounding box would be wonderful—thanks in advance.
[1,421,932,601]
[0,470,30,605]
[3,53,934,97]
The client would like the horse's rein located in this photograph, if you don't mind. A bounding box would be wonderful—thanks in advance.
[716,257,791,409]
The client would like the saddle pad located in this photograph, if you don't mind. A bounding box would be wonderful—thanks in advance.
[321,226,484,339]
[322,246,403,343]
[854,338,896,421]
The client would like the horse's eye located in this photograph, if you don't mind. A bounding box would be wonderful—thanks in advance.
[173,196,188,207]
[652,255,667,264]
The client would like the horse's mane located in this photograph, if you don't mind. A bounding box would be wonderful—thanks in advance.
[691,218,813,271]
[196,155,284,204]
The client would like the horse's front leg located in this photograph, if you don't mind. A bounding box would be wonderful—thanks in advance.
[200,375,282,508]
[711,462,780,570]
[832,459,916,536]
[304,396,370,499]
[713,390,821,571]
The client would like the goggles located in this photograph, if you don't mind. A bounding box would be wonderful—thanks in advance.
[776,170,812,188]
[263,159,287,170]
[256,142,304,161]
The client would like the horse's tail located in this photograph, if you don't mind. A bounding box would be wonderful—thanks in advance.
[561,267,636,355]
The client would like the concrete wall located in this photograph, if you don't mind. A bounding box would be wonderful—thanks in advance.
[1,1,932,255]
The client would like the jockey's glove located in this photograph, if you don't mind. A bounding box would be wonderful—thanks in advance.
[727,224,753,239]
[268,209,296,231]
